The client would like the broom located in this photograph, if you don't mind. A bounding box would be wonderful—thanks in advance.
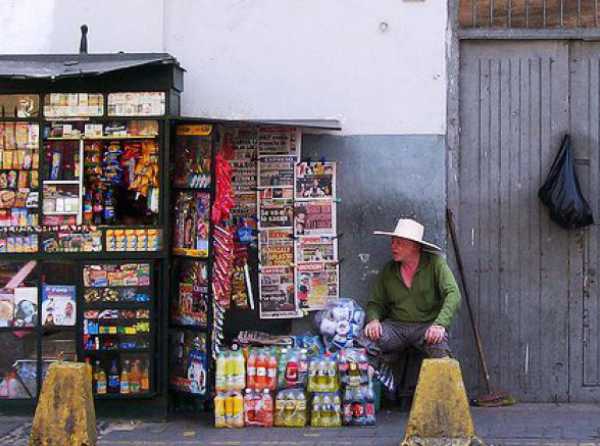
[446,208,516,407]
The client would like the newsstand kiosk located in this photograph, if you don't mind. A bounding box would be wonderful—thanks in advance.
[0,52,341,417]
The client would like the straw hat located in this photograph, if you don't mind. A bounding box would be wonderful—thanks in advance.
[373,218,442,252]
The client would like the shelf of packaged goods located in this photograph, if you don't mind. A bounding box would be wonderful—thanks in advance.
[42,211,79,216]
[42,180,80,185]
[46,135,158,141]
[0,326,36,332]
[93,392,155,400]
[168,324,208,333]
[83,348,151,355]
[83,302,151,310]
[171,253,209,260]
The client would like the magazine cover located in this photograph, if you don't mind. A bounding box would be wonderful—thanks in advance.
[257,127,300,157]
[169,329,208,395]
[258,198,294,229]
[173,124,212,188]
[295,162,336,200]
[172,191,210,257]
[13,287,37,327]
[257,156,296,188]
[294,201,336,236]
[41,285,76,326]
[296,262,339,311]
[171,261,209,327]
[295,236,338,263]
[259,266,301,319]
[0,289,14,327]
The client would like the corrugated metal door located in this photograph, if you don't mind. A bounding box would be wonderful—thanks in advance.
[455,40,598,402]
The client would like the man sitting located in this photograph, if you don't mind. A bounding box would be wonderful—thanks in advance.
[363,218,461,361]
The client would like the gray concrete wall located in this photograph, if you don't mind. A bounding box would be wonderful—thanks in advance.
[293,133,447,332]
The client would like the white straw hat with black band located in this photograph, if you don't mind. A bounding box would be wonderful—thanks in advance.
[373,218,442,252]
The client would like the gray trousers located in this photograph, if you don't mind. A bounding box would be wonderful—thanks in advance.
[360,320,452,362]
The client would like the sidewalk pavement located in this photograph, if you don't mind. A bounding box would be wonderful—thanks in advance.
[3,403,600,445]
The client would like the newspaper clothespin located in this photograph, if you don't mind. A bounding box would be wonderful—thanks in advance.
[333,198,342,203]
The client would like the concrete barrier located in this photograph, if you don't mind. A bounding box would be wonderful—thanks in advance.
[29,361,97,446]
[401,358,484,446]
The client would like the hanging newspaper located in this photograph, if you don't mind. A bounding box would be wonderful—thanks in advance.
[257,127,300,157]
[295,162,336,200]
[259,266,301,319]
[258,198,294,229]
[227,126,258,244]
[294,200,336,236]
[259,229,294,267]
[296,262,339,311]
[295,236,337,263]
[258,155,296,188]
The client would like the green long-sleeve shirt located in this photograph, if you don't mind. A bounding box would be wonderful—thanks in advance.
[366,252,461,329]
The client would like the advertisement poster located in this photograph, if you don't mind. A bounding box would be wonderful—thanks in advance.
[173,124,212,189]
[172,191,210,257]
[259,266,301,319]
[295,162,336,200]
[295,236,338,263]
[257,127,300,157]
[296,262,339,311]
[171,261,209,327]
[257,156,296,188]
[258,198,294,229]
[13,287,37,327]
[169,329,208,395]
[294,201,336,236]
[41,285,76,326]
[0,289,14,327]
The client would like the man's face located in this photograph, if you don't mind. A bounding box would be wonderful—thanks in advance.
[391,237,420,262]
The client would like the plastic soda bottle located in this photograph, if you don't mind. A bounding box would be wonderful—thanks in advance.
[216,352,227,392]
[333,394,342,427]
[255,351,267,389]
[311,394,321,427]
[247,351,256,389]
[244,389,255,426]
[365,385,376,425]
[296,391,306,427]
[129,360,140,394]
[225,392,234,426]
[232,392,244,427]
[308,360,318,391]
[224,352,234,390]
[262,389,273,427]
[108,359,120,394]
[285,390,296,426]
[95,361,107,395]
[267,353,277,390]
[120,360,130,394]
[214,393,226,428]
[140,360,150,392]
[234,350,245,390]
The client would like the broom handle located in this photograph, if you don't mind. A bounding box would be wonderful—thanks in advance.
[446,208,492,394]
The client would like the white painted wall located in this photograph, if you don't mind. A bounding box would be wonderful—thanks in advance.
[0,0,447,136]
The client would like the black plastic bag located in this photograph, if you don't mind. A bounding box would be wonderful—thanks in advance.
[538,134,594,229]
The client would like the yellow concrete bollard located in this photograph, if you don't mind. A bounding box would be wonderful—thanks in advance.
[401,358,485,446]
[29,361,97,446]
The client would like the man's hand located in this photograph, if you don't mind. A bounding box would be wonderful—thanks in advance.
[364,319,383,341]
[425,324,446,345]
